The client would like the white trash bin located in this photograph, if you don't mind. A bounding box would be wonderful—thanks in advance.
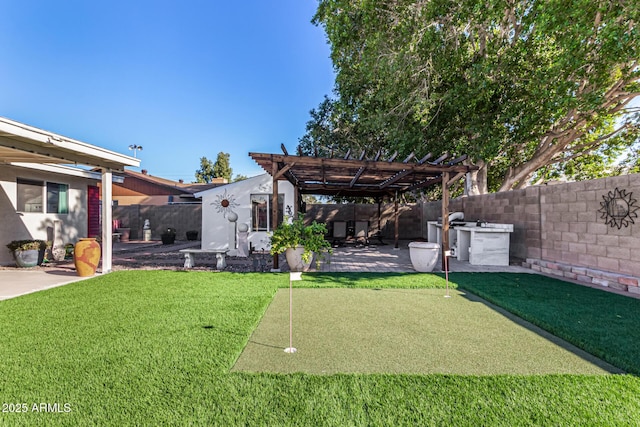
[408,242,440,272]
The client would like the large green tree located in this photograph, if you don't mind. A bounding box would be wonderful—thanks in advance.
[310,0,640,193]
[195,152,233,183]
[195,156,215,183]
[213,152,233,182]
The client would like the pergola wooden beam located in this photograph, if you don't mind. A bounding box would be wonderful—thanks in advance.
[350,166,366,188]
[282,169,300,187]
[379,169,412,189]
[448,154,468,165]
[249,150,479,265]
[406,176,443,191]
[403,152,415,163]
[273,163,294,180]
[250,152,479,200]
[431,152,449,164]
[418,153,433,164]
[250,153,472,174]
[447,171,466,187]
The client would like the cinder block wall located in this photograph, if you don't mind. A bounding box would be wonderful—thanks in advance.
[538,174,640,279]
[464,187,541,261]
[421,188,541,261]
[114,205,202,240]
[422,173,640,293]
[306,203,423,240]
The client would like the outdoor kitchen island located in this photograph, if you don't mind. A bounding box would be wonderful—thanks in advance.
[427,221,514,266]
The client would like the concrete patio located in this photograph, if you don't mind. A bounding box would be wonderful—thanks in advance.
[317,241,531,274]
[0,270,91,300]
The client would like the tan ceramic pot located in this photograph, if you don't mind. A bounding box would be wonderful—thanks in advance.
[74,238,101,277]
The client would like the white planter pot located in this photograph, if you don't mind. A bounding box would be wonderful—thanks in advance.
[13,249,40,268]
[408,242,440,272]
[285,246,313,272]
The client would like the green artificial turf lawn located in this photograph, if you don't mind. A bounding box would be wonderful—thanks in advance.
[0,270,639,426]
[233,288,620,375]
[451,272,640,375]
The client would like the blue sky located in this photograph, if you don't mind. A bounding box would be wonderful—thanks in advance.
[1,0,334,181]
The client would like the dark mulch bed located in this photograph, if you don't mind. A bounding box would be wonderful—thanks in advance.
[112,251,278,272]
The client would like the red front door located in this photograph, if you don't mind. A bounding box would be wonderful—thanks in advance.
[87,185,100,238]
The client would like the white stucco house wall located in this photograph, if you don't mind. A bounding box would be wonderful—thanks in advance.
[0,164,114,266]
[195,173,295,255]
[0,117,139,269]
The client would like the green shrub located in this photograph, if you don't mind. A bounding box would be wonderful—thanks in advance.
[5,239,49,252]
[269,214,332,264]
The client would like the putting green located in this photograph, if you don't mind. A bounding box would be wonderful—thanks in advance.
[232,288,623,375]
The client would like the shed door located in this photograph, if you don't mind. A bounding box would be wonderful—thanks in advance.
[87,185,100,238]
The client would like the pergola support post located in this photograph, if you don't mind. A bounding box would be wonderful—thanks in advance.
[271,163,280,271]
[101,169,113,273]
[441,171,450,271]
[377,197,382,243]
[294,185,300,214]
[394,191,399,249]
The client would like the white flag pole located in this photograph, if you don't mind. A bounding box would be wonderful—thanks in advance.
[444,250,451,298]
[284,271,301,353]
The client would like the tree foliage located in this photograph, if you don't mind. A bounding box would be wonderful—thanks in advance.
[309,0,640,192]
[233,174,249,182]
[213,152,233,182]
[195,156,215,183]
[195,152,233,183]
[615,139,640,174]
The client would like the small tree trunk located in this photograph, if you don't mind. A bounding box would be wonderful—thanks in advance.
[465,159,488,195]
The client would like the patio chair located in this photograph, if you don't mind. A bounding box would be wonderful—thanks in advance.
[332,221,347,246]
[354,221,369,246]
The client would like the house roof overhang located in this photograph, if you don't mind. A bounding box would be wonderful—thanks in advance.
[0,117,140,171]
[9,162,125,182]
[249,151,478,198]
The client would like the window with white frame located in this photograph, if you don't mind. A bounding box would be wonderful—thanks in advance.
[16,179,69,214]
[46,182,69,214]
[250,194,284,231]
[17,179,43,212]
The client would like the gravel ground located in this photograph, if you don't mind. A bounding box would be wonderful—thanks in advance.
[111,250,279,272]
[1,241,286,273]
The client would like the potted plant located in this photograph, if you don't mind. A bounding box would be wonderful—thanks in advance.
[186,230,199,241]
[269,214,332,271]
[64,243,75,259]
[161,227,177,245]
[6,240,50,268]
[115,220,131,242]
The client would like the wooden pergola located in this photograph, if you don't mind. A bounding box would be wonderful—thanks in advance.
[250,147,478,270]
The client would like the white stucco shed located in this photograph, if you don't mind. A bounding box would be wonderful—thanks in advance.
[195,173,295,255]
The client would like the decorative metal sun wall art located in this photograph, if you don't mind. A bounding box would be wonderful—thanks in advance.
[213,189,239,218]
[598,187,638,229]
